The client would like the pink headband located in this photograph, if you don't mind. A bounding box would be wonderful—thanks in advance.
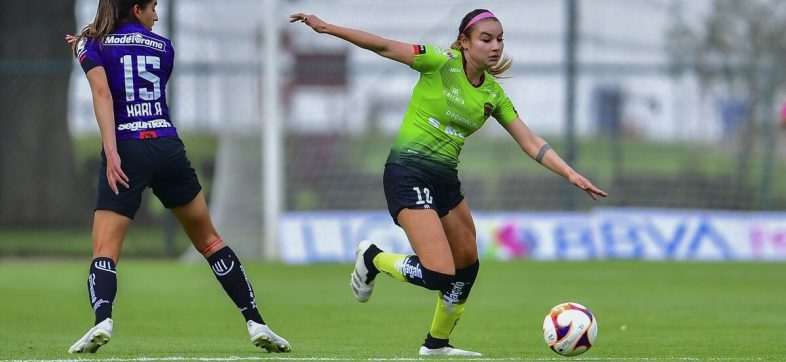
[463,12,496,32]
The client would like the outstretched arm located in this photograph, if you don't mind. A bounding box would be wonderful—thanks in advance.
[503,118,607,200]
[290,13,414,67]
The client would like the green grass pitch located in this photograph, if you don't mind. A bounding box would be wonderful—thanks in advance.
[1,260,784,360]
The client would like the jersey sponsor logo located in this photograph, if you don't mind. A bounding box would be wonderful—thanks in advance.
[449,67,462,73]
[446,110,477,128]
[444,126,465,139]
[104,33,166,52]
[117,119,172,132]
[443,88,465,104]
[428,117,466,139]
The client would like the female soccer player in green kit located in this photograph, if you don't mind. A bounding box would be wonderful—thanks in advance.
[291,9,607,356]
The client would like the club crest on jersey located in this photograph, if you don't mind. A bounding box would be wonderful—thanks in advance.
[484,102,494,119]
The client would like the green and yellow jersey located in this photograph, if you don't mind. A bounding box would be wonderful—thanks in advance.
[386,44,519,178]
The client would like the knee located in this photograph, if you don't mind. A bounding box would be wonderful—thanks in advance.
[452,245,478,267]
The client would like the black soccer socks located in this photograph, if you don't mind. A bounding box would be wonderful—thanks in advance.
[88,257,117,325]
[427,260,481,341]
[207,246,265,324]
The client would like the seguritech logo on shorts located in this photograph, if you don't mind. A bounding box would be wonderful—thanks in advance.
[117,119,172,131]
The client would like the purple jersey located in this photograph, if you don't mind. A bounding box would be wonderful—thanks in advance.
[76,22,177,140]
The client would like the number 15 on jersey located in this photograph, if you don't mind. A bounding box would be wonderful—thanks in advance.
[120,55,161,102]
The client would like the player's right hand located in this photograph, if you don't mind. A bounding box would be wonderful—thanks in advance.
[105,150,130,195]
[289,13,329,33]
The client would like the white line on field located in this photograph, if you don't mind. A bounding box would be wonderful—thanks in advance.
[5,357,765,362]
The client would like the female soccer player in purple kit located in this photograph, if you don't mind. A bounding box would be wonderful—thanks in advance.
[66,0,290,354]
[291,9,606,356]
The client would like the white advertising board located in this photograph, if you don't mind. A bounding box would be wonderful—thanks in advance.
[279,209,786,263]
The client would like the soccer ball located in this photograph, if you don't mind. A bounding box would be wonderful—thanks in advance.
[542,302,598,356]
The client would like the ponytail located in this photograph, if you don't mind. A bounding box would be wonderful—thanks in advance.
[451,9,513,77]
[72,0,117,55]
[72,0,153,55]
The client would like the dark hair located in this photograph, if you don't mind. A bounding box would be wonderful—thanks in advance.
[72,0,154,54]
[450,8,512,77]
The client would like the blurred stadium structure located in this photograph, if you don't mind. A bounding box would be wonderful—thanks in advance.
[2,0,785,257]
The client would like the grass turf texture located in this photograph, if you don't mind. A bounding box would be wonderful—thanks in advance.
[0,260,784,360]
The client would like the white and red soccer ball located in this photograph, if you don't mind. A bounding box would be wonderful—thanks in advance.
[542,302,598,356]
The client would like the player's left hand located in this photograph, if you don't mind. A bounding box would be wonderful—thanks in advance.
[65,34,77,45]
[569,173,607,201]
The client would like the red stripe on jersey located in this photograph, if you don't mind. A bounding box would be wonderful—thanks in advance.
[79,54,87,63]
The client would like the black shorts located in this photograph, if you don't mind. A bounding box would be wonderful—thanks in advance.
[96,137,202,219]
[383,163,464,225]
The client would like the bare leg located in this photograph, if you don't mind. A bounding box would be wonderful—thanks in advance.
[91,210,131,262]
[169,191,224,256]
[398,208,455,274]
[440,201,478,269]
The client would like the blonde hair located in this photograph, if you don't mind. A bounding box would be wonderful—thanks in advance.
[452,9,512,77]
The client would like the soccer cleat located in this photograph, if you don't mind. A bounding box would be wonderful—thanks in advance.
[247,320,291,353]
[68,318,113,353]
[418,345,483,356]
[350,240,376,302]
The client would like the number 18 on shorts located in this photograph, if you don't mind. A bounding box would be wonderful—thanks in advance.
[382,163,464,225]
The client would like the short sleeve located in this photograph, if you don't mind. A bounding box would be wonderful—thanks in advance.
[75,37,103,73]
[411,44,457,74]
[493,88,519,126]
